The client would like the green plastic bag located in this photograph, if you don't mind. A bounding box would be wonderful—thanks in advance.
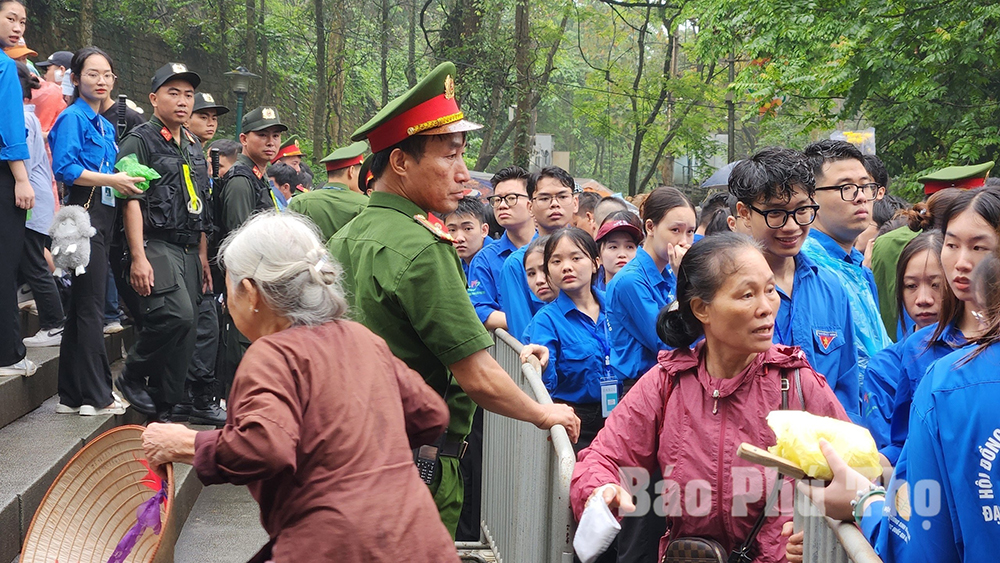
[113,154,161,198]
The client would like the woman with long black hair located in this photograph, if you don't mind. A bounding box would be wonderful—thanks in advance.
[48,46,143,415]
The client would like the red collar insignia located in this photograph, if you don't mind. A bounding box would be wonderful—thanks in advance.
[159,127,172,142]
[252,165,263,179]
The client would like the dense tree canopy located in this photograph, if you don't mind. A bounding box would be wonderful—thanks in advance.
[26,0,1000,198]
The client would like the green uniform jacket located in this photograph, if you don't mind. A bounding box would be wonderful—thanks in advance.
[287,182,368,242]
[220,154,272,237]
[871,224,920,341]
[328,191,493,439]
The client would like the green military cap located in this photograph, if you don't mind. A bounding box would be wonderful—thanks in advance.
[192,92,229,116]
[320,140,368,172]
[352,62,481,153]
[918,161,994,195]
[272,135,304,164]
[242,106,288,134]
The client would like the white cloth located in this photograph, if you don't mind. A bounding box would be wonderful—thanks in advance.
[573,484,622,563]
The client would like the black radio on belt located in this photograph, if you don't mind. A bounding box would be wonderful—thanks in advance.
[413,433,468,485]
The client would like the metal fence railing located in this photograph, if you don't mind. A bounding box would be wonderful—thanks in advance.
[480,329,576,563]
[479,329,882,563]
[794,484,883,563]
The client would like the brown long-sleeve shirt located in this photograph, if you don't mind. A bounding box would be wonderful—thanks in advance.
[193,320,459,562]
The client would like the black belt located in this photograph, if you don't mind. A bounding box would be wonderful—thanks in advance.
[439,433,468,459]
[147,231,201,246]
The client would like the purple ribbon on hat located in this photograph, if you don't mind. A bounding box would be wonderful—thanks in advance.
[106,484,167,563]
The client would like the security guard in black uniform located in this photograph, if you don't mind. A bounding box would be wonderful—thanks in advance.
[210,106,285,393]
[116,63,225,426]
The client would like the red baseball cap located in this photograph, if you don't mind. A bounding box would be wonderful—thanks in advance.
[595,219,643,244]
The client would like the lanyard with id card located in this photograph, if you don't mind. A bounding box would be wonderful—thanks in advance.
[594,315,618,418]
[98,120,115,207]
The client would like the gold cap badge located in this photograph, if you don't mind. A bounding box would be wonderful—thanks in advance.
[262,107,276,119]
[171,63,188,73]
[444,75,455,100]
[202,93,215,103]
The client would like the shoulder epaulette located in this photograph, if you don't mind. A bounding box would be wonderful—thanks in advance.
[413,214,455,242]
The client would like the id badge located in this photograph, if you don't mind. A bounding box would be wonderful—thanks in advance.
[600,375,619,418]
[101,186,115,207]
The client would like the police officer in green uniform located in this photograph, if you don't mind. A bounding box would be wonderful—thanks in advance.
[328,62,581,536]
[116,63,224,425]
[287,140,369,242]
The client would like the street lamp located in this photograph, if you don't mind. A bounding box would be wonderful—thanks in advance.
[224,66,260,139]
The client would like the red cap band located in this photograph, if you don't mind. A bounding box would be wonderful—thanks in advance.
[367,94,463,153]
[923,176,986,195]
[324,155,364,172]
[271,144,304,164]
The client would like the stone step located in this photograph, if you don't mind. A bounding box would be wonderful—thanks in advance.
[0,392,205,563]
[0,328,131,430]
[173,484,268,562]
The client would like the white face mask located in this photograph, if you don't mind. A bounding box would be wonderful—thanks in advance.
[53,69,63,83]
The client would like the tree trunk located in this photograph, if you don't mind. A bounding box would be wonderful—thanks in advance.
[80,0,94,45]
[511,0,531,168]
[406,0,418,87]
[258,0,269,103]
[380,0,391,105]
[313,0,328,162]
[328,6,347,144]
[245,0,257,73]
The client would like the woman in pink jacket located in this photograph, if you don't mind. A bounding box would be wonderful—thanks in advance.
[571,232,850,562]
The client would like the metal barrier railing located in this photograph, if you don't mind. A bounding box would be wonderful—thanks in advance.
[794,485,883,563]
[481,329,576,563]
[481,329,881,563]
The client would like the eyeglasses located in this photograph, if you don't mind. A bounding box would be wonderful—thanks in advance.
[748,203,820,229]
[814,182,884,202]
[532,192,573,207]
[82,71,117,82]
[486,193,528,208]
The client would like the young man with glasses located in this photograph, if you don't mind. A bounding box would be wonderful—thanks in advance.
[498,165,578,340]
[468,166,535,331]
[803,140,892,370]
[729,147,861,422]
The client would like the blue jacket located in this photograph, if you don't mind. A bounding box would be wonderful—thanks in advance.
[461,236,494,283]
[49,97,117,184]
[882,321,968,464]
[862,339,905,451]
[525,290,611,404]
[773,253,861,421]
[605,246,675,380]
[499,245,545,340]
[0,54,29,163]
[862,342,1000,562]
[467,233,519,316]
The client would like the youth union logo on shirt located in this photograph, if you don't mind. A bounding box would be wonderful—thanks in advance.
[816,330,838,351]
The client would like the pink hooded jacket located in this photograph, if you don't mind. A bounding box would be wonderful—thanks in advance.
[571,343,850,562]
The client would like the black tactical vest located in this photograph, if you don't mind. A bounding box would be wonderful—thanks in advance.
[128,122,212,241]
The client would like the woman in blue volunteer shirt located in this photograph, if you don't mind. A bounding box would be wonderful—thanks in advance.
[48,47,143,416]
[881,187,1000,465]
[606,187,695,384]
[526,227,613,452]
[862,231,945,450]
[792,247,1000,563]
[0,0,36,377]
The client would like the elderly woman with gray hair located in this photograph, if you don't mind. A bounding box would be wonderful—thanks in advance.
[142,212,459,563]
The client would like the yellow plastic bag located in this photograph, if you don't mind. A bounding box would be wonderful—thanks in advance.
[767,410,882,481]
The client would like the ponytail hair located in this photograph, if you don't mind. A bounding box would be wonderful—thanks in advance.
[900,188,965,232]
[656,232,763,348]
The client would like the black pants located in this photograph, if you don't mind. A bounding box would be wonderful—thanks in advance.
[0,164,25,366]
[457,406,484,541]
[58,186,115,408]
[568,402,606,453]
[187,290,219,396]
[18,229,65,330]
[124,239,200,408]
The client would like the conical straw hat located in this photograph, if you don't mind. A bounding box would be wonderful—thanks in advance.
[20,425,175,563]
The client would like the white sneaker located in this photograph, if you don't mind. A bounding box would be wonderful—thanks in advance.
[79,399,126,416]
[103,321,124,334]
[0,358,38,377]
[23,328,63,347]
[55,403,80,414]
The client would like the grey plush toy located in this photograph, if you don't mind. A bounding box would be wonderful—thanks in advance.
[49,205,96,276]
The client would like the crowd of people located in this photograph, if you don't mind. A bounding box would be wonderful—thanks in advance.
[1,0,998,560]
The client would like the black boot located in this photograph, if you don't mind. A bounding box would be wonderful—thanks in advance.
[189,393,226,427]
[117,369,156,415]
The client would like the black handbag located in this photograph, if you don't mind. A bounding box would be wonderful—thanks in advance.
[660,370,803,563]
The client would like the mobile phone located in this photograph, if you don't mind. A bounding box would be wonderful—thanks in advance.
[414,444,439,485]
